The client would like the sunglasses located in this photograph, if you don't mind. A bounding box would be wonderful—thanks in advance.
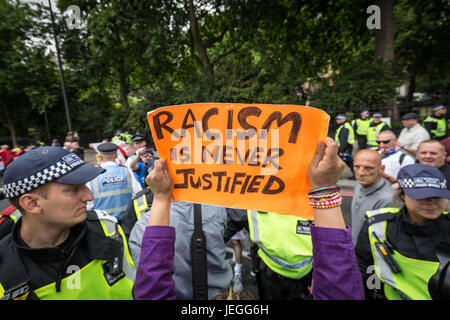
[376,139,392,144]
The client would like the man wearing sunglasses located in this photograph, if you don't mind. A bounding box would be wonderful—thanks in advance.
[377,130,415,183]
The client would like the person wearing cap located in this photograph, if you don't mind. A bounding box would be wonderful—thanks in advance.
[126,135,150,188]
[86,143,142,222]
[125,135,147,170]
[397,112,430,157]
[366,112,391,148]
[353,110,372,150]
[355,163,450,300]
[111,129,126,142]
[423,105,447,141]
[0,146,136,299]
[334,114,355,177]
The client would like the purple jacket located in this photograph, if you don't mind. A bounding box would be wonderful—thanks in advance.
[310,225,365,300]
[134,225,364,300]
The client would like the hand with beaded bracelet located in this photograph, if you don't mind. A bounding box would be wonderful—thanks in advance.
[307,137,346,229]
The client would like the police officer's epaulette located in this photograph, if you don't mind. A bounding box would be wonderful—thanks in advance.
[365,211,396,226]
[131,187,151,201]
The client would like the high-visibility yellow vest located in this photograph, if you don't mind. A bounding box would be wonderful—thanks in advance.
[422,116,446,138]
[0,211,136,300]
[133,190,152,221]
[335,122,355,147]
[355,118,372,135]
[367,122,387,146]
[247,210,313,279]
[366,208,445,300]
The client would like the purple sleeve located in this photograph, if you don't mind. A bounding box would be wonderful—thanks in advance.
[310,225,365,300]
[133,226,177,300]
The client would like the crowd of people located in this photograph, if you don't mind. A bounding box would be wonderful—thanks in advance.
[0,105,449,301]
[336,105,450,300]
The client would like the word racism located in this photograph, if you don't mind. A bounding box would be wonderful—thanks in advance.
[152,106,302,195]
[148,103,329,218]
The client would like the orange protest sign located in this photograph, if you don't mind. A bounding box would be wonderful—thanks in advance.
[147,103,329,219]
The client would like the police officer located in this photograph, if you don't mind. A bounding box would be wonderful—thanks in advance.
[111,129,123,142]
[354,110,372,150]
[125,134,147,170]
[248,210,313,300]
[86,143,142,222]
[423,105,447,141]
[334,114,355,177]
[366,112,391,148]
[356,164,450,300]
[0,146,136,300]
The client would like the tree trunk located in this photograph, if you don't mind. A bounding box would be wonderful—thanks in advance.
[187,0,215,86]
[119,63,130,111]
[374,0,395,61]
[2,105,18,147]
[406,69,416,110]
[374,0,398,121]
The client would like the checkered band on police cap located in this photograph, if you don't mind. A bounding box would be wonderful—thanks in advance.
[397,177,447,190]
[3,161,75,199]
[2,148,86,199]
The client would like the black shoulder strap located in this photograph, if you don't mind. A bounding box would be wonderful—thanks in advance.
[190,203,208,300]
[399,153,406,165]
[366,212,396,226]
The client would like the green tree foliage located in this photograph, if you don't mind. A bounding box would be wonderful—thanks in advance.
[1,0,448,144]
[0,0,61,145]
[310,51,404,114]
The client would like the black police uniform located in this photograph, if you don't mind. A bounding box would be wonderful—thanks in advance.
[355,207,450,300]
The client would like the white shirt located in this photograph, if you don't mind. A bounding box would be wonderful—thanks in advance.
[86,161,143,211]
[381,151,415,178]
[398,123,430,150]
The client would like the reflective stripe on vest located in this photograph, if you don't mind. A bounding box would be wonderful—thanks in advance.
[367,122,386,146]
[133,193,149,221]
[355,118,372,135]
[248,210,313,279]
[423,116,446,138]
[335,122,355,147]
[91,165,133,220]
[31,210,135,300]
[367,208,442,300]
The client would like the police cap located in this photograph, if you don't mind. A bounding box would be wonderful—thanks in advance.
[132,135,145,143]
[97,142,118,154]
[2,147,105,199]
[433,104,446,111]
[401,112,419,120]
[335,114,346,120]
[397,164,450,200]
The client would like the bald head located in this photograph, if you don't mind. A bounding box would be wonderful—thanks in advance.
[355,149,382,164]
[353,149,384,188]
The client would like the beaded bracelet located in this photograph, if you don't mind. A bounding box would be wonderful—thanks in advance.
[308,196,342,209]
[307,184,342,209]
[307,184,339,195]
